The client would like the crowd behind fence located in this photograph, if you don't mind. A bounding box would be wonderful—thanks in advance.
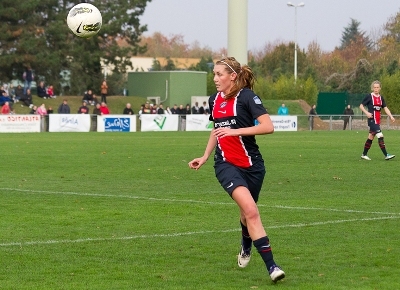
[1,114,400,133]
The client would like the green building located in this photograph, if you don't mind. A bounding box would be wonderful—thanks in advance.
[127,71,207,107]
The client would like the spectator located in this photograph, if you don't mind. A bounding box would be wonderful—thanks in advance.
[47,85,56,99]
[185,104,191,115]
[157,104,165,114]
[177,104,184,114]
[150,104,157,114]
[30,105,37,114]
[0,88,13,106]
[47,106,54,114]
[277,103,289,115]
[138,104,144,120]
[23,66,34,94]
[165,106,172,114]
[170,104,178,114]
[309,104,317,131]
[204,102,210,114]
[83,89,95,106]
[57,99,70,114]
[99,102,110,115]
[92,94,99,105]
[142,102,151,114]
[14,85,24,102]
[1,101,11,114]
[37,103,48,132]
[37,103,47,116]
[9,84,16,101]
[93,103,101,115]
[343,105,354,130]
[191,102,200,114]
[123,103,134,115]
[77,101,90,114]
[37,81,49,99]
[20,88,33,108]
[100,80,108,104]
[91,103,101,131]
[2,84,10,97]
[199,101,209,114]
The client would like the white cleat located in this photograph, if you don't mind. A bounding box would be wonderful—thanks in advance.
[237,246,251,268]
[361,155,371,161]
[269,265,285,283]
[385,154,395,160]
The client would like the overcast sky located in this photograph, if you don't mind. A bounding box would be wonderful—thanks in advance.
[140,0,400,53]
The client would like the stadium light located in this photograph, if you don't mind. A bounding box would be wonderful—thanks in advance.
[287,2,305,82]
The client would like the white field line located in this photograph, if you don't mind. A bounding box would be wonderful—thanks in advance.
[1,187,400,216]
[0,216,398,248]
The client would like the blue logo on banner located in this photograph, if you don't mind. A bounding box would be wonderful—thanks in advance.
[104,118,130,132]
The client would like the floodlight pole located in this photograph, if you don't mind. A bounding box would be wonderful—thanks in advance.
[287,2,305,82]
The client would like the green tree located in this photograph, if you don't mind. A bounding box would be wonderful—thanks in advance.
[0,0,150,95]
[188,56,214,73]
[259,42,306,80]
[340,18,372,50]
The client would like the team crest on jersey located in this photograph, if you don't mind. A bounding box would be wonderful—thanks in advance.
[253,96,262,105]
[220,102,227,108]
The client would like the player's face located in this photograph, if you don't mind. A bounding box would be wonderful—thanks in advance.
[373,84,381,94]
[213,64,236,94]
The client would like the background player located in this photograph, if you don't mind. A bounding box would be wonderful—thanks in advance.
[360,80,395,160]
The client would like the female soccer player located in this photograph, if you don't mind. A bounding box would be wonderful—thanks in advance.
[188,57,285,283]
[360,80,395,161]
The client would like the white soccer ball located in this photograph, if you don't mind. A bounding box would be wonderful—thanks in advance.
[67,3,102,38]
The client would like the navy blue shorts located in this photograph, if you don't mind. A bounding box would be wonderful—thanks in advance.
[367,119,381,134]
[214,158,266,203]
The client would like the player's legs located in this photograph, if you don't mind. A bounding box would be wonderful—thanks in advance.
[232,188,285,282]
[375,131,395,159]
[362,121,378,159]
[233,187,266,242]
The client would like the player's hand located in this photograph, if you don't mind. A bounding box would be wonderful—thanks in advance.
[188,157,207,170]
[366,112,373,118]
[213,127,237,138]
[390,116,395,123]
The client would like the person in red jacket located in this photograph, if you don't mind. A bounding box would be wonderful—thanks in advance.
[99,102,110,115]
[1,101,11,114]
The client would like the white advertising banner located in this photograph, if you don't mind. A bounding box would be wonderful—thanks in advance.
[140,114,179,131]
[97,115,137,132]
[0,115,41,133]
[49,114,91,132]
[270,115,298,131]
[186,115,213,131]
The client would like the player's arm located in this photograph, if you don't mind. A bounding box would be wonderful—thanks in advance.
[214,113,274,138]
[188,128,217,170]
[359,103,372,118]
[384,107,395,122]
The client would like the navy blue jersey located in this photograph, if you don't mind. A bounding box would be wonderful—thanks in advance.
[361,93,386,125]
[208,88,268,168]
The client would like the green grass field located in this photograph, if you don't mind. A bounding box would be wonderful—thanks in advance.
[1,131,399,289]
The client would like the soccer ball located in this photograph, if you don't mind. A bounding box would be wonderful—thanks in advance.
[67,3,102,38]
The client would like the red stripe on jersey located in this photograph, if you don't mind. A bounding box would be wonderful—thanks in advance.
[372,94,382,124]
[213,92,252,168]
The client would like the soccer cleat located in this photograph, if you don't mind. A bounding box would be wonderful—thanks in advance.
[385,154,395,160]
[361,155,371,161]
[237,246,251,268]
[269,265,285,283]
